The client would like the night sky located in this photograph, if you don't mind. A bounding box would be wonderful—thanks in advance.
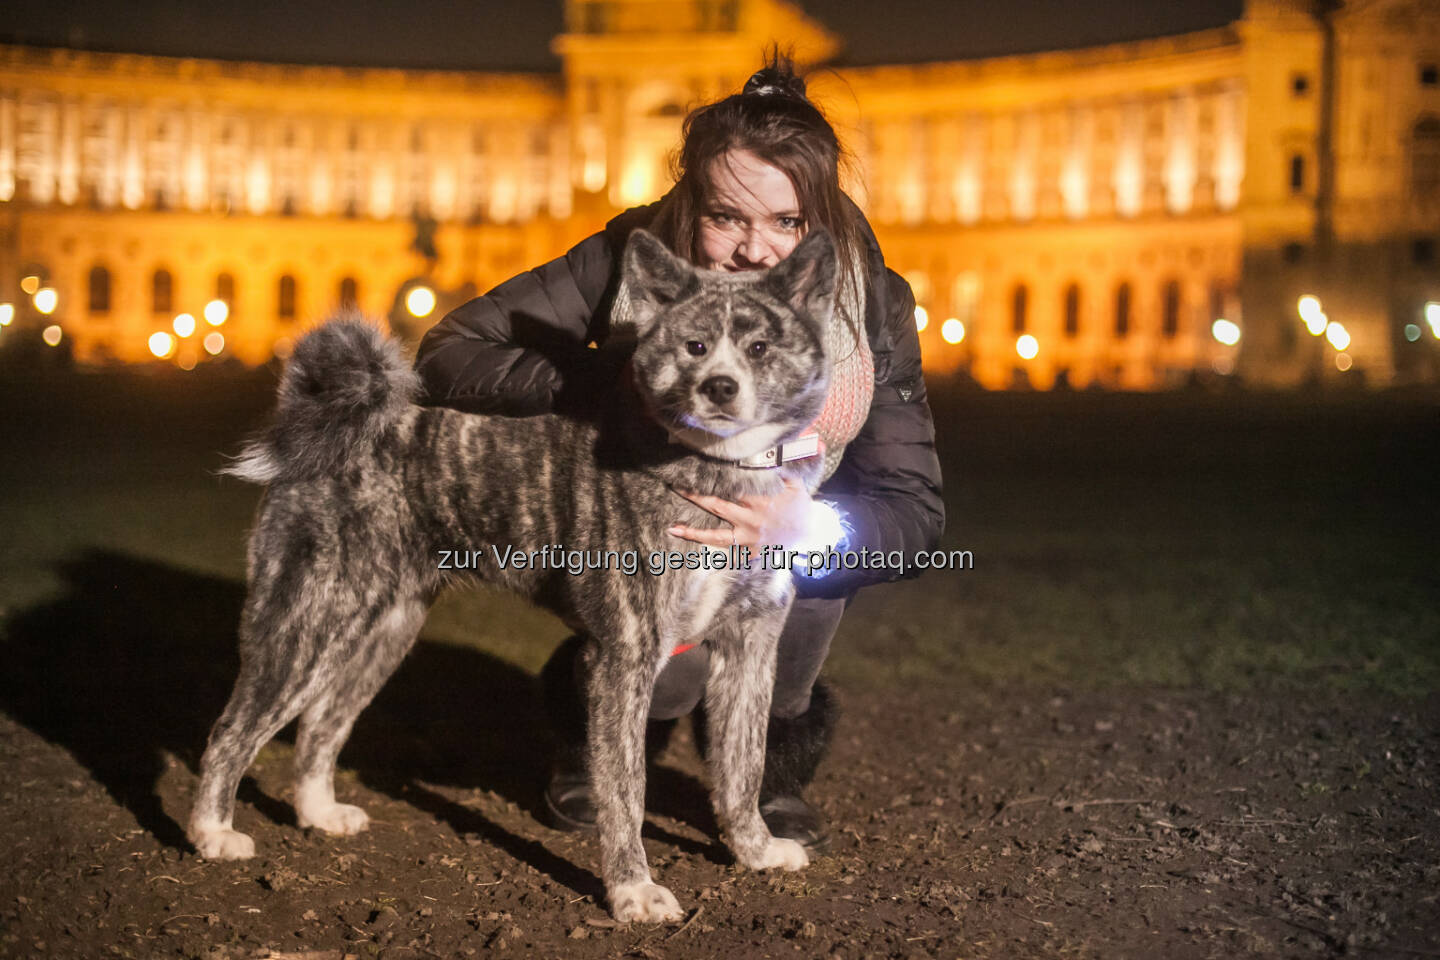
[8,1,1246,72]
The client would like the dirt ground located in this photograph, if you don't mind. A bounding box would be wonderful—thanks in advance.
[2,375,1438,959]
[1,646,1436,958]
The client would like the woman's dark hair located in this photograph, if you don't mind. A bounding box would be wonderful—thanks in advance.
[649,49,865,311]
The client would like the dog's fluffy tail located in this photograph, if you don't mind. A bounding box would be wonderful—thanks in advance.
[225,315,419,485]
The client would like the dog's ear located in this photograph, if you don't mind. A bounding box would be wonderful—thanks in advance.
[621,230,697,332]
[767,228,838,329]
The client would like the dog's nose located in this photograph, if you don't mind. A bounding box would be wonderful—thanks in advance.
[699,376,739,405]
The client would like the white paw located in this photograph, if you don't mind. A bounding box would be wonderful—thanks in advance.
[192,828,256,861]
[745,836,809,872]
[298,802,370,836]
[609,882,684,923]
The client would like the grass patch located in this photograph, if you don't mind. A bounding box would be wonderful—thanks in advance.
[2,370,1436,698]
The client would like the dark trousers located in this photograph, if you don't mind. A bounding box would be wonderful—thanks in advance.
[545,595,846,725]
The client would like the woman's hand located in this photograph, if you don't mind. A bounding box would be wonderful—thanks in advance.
[669,476,814,550]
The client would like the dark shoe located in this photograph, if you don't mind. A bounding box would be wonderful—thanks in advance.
[759,680,839,854]
[541,716,678,834]
[760,794,830,853]
[542,767,598,834]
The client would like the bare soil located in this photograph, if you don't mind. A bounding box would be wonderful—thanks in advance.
[1,595,1436,960]
[2,376,1438,959]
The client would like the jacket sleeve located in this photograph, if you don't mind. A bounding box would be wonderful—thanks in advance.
[796,267,946,599]
[413,229,618,415]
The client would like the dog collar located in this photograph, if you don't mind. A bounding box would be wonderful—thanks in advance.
[663,426,822,469]
[733,430,821,469]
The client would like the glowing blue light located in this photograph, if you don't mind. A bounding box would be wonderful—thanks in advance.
[792,499,849,579]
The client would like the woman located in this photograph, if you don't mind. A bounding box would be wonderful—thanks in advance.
[414,55,943,852]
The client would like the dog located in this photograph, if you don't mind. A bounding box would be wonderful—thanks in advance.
[187,227,838,923]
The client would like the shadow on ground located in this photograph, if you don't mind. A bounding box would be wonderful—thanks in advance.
[0,549,723,898]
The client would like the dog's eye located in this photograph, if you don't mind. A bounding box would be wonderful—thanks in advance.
[748,341,768,359]
[686,340,707,357]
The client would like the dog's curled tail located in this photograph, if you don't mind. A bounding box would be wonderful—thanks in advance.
[224,315,419,485]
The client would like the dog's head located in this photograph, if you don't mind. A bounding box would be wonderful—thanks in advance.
[620,228,836,461]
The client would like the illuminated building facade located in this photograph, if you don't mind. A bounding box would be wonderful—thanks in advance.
[0,0,1437,385]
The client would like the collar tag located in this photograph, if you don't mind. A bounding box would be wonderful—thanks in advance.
[736,430,820,469]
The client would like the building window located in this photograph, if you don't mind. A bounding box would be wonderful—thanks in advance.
[1413,117,1440,202]
[1114,282,1132,338]
[1291,73,1310,97]
[1283,242,1306,264]
[1414,237,1436,265]
[1063,283,1080,337]
[1210,282,1227,322]
[278,275,297,320]
[1162,280,1181,338]
[1290,154,1306,194]
[153,269,173,314]
[89,265,111,314]
[1421,64,1438,87]
[216,272,236,314]
[1011,283,1028,334]
[339,276,358,308]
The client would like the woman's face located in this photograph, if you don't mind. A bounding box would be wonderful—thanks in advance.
[698,149,806,272]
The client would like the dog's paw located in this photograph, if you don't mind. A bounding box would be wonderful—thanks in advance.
[298,802,370,836]
[609,882,684,923]
[192,828,256,861]
[743,836,809,872]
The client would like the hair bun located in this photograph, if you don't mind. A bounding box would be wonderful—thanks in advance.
[743,67,806,100]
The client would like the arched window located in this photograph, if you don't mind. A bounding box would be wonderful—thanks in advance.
[216,272,236,309]
[1162,280,1181,338]
[1209,282,1228,323]
[1412,116,1440,203]
[278,275,297,320]
[1063,283,1081,338]
[88,265,111,314]
[1011,283,1028,334]
[339,277,358,308]
[1290,154,1306,194]
[153,269,173,314]
[1114,282,1132,339]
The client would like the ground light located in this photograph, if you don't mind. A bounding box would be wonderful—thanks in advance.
[203,332,225,355]
[1298,295,1326,336]
[173,313,196,337]
[1212,318,1241,345]
[1325,322,1351,351]
[941,318,965,344]
[914,305,928,332]
[0,303,12,325]
[34,288,58,315]
[406,285,436,318]
[1405,324,1421,342]
[1016,334,1038,359]
[149,332,176,358]
[204,300,228,325]
[1427,302,1440,338]
[42,324,63,346]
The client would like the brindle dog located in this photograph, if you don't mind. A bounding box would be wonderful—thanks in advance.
[188,229,837,922]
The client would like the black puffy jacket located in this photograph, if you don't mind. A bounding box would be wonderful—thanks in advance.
[414,200,944,598]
